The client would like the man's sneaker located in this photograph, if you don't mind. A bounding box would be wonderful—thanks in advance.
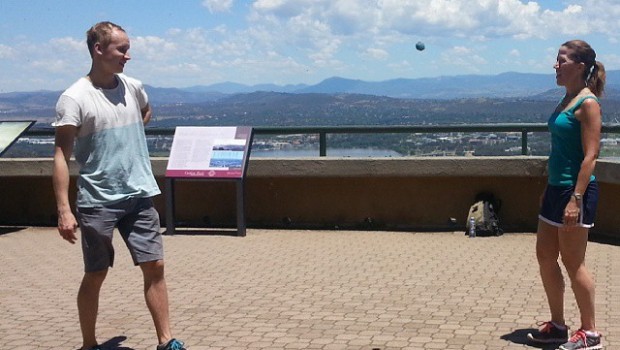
[527,321,569,344]
[557,329,602,350]
[156,338,186,350]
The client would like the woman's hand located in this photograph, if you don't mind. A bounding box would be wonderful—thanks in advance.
[563,198,580,226]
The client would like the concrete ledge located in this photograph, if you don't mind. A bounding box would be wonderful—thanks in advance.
[592,159,620,184]
[6,157,620,181]
[1,156,551,178]
[244,156,550,178]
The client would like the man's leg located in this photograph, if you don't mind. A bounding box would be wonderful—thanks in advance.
[78,269,108,350]
[140,260,172,345]
[121,198,180,347]
[76,205,119,350]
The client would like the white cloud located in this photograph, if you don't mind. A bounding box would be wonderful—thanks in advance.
[49,37,84,51]
[323,0,381,36]
[247,0,620,41]
[122,26,314,87]
[0,44,16,59]
[30,59,73,74]
[600,53,620,70]
[387,60,413,73]
[0,37,89,91]
[131,36,179,61]
[441,46,488,72]
[363,48,389,60]
[253,0,313,17]
[584,0,620,39]
[308,38,343,67]
[202,0,234,13]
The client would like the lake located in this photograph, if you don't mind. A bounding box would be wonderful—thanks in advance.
[250,148,403,158]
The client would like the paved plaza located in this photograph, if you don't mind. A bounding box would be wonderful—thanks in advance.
[0,227,619,350]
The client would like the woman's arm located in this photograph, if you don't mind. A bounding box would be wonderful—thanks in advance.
[564,98,601,225]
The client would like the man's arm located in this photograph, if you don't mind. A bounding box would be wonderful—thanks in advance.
[53,125,78,244]
[141,103,152,125]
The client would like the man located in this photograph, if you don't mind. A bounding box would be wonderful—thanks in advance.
[53,21,186,350]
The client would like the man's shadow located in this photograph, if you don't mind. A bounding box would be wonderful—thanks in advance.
[501,328,560,349]
[96,336,134,350]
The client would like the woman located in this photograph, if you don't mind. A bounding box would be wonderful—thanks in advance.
[527,40,605,350]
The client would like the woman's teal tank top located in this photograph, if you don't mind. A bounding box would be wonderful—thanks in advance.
[547,95,599,186]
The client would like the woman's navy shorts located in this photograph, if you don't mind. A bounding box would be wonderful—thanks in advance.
[539,181,599,228]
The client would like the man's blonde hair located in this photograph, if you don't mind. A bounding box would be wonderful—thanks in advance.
[86,21,125,58]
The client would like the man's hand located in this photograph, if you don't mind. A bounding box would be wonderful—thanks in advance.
[57,210,78,244]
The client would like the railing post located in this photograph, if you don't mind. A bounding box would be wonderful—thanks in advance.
[319,132,327,156]
[521,130,528,155]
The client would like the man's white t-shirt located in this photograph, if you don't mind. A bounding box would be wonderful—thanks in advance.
[54,74,160,207]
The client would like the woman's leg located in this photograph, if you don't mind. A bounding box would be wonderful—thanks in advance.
[536,219,565,325]
[558,225,596,331]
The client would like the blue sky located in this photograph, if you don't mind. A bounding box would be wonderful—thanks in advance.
[1,0,619,92]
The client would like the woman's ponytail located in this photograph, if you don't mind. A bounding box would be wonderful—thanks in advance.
[587,60,606,97]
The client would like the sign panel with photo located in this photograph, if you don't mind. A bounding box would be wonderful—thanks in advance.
[165,126,253,178]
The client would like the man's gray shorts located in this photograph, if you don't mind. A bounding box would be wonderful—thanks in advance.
[76,197,163,273]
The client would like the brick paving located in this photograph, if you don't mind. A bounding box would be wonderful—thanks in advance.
[0,227,619,350]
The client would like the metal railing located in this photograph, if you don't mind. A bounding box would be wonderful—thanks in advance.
[25,123,620,156]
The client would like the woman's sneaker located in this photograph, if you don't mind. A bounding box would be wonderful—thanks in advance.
[527,321,569,344]
[557,329,602,350]
[156,338,186,350]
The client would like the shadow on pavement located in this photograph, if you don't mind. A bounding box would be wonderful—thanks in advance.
[99,336,134,350]
[0,226,27,236]
[165,228,243,237]
[590,233,620,246]
[501,328,560,349]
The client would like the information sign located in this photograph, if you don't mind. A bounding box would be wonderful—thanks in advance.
[164,126,253,236]
[166,126,253,178]
[0,120,36,157]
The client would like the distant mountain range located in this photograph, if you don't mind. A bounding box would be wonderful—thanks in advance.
[1,71,619,113]
[165,71,620,101]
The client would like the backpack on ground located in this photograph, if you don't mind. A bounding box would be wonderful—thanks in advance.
[465,192,503,236]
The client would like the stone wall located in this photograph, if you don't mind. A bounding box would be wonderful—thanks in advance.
[1,157,619,238]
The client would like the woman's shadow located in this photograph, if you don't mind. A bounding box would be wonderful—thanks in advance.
[501,328,560,349]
